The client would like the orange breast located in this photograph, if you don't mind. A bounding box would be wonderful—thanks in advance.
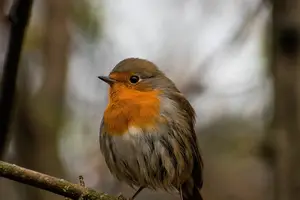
[103,83,161,135]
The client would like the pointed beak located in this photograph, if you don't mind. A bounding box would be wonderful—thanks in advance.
[98,76,116,85]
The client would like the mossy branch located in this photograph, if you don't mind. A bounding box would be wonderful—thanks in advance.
[0,160,122,200]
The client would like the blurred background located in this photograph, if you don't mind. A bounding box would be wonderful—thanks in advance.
[0,0,296,200]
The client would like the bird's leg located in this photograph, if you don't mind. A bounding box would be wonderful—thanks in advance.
[129,186,145,200]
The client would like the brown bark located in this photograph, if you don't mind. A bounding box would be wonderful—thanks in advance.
[0,160,122,200]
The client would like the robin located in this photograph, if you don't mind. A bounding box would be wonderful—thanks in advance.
[98,58,203,200]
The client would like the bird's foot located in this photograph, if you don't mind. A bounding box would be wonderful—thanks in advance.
[117,193,128,200]
[116,186,145,200]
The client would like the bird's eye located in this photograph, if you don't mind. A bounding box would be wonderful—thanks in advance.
[129,75,139,84]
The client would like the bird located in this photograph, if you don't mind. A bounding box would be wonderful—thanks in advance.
[98,58,203,200]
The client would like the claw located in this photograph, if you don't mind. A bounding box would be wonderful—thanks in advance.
[117,194,127,200]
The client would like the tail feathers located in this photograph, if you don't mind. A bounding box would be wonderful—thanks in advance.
[181,184,203,200]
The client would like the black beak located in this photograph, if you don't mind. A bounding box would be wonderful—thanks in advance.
[98,76,116,85]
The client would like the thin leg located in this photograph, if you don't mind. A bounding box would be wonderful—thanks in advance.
[129,186,145,200]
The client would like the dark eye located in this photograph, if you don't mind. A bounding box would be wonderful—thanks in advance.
[129,75,139,84]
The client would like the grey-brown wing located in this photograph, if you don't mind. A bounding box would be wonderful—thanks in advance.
[171,92,203,189]
[99,118,106,153]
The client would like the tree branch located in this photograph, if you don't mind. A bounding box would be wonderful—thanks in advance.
[0,0,33,157]
[0,160,121,200]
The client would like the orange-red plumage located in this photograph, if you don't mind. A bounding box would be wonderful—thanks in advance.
[98,58,203,200]
[103,82,161,135]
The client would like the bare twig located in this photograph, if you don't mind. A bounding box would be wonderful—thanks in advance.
[0,0,33,158]
[79,175,85,187]
[0,160,121,200]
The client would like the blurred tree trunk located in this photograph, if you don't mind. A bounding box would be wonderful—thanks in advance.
[13,1,71,200]
[271,0,300,200]
[0,1,15,199]
[0,0,8,72]
[0,0,6,25]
